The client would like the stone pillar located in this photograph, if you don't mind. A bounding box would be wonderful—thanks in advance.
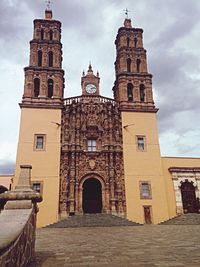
[0,165,42,210]
[195,176,200,199]
[172,176,183,215]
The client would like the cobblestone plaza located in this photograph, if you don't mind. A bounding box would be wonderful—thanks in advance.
[29,225,200,267]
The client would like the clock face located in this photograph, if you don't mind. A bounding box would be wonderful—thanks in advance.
[86,84,97,94]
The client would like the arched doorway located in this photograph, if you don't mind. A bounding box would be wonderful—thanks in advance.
[0,185,8,211]
[82,178,102,214]
[181,181,197,213]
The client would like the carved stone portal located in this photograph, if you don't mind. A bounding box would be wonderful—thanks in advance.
[59,95,126,217]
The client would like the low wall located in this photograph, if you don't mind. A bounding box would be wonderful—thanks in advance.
[0,165,42,266]
[0,205,37,267]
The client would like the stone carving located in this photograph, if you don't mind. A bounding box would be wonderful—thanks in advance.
[89,159,96,170]
[60,96,126,217]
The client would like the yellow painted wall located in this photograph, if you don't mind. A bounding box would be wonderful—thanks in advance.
[122,111,169,224]
[15,107,61,227]
[161,156,200,219]
[0,175,13,190]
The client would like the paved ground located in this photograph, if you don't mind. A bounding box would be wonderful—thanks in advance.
[28,225,200,267]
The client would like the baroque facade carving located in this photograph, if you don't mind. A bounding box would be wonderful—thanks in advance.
[60,96,126,216]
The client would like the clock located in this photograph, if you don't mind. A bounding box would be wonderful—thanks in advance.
[86,84,97,94]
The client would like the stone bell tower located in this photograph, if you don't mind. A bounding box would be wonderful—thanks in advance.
[15,8,64,227]
[22,9,64,107]
[114,18,169,224]
[113,18,156,112]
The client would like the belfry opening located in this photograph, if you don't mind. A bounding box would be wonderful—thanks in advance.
[82,178,102,214]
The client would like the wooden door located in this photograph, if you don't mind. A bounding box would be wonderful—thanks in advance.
[144,206,152,224]
[181,181,197,213]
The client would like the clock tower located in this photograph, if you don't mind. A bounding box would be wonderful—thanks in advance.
[81,64,100,95]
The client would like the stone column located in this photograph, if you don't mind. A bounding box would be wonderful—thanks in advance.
[0,165,42,210]
[172,176,183,215]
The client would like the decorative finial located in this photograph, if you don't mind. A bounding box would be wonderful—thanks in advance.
[88,62,92,71]
[124,8,131,19]
[46,0,53,11]
[87,62,94,75]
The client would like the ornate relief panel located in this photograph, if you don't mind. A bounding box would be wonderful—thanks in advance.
[60,96,126,217]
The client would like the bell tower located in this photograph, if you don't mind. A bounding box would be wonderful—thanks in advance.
[115,18,169,224]
[22,9,64,108]
[113,18,156,112]
[15,8,64,227]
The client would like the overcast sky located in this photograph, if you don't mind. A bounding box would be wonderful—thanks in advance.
[0,0,200,174]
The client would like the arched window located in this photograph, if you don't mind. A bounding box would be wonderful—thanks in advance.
[48,79,54,98]
[41,29,44,40]
[134,38,138,48]
[127,83,133,101]
[127,58,131,72]
[127,37,130,47]
[136,59,141,72]
[48,51,53,67]
[38,50,42,67]
[49,30,53,41]
[34,78,40,97]
[140,84,145,102]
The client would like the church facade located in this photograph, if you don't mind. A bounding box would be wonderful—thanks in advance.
[14,9,200,227]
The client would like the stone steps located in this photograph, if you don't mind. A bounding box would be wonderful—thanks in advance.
[46,213,142,228]
[160,213,200,225]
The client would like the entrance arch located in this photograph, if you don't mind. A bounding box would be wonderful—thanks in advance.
[0,185,8,210]
[82,178,102,214]
[181,181,197,213]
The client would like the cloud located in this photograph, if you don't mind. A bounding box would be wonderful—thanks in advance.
[145,0,200,141]
[0,160,15,175]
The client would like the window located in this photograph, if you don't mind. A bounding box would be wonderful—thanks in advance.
[127,83,133,101]
[31,181,43,195]
[32,182,41,193]
[41,29,44,40]
[48,51,53,67]
[127,58,131,72]
[136,136,146,151]
[140,84,145,102]
[127,37,130,47]
[34,78,40,97]
[87,140,96,152]
[34,135,45,150]
[136,59,141,72]
[140,182,152,199]
[134,37,137,48]
[49,30,53,41]
[47,79,54,98]
[38,50,42,67]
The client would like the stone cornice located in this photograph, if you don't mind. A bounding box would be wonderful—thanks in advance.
[20,103,63,109]
[169,167,200,173]
[119,106,158,113]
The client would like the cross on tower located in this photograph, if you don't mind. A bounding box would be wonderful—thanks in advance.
[45,0,53,10]
[124,8,131,19]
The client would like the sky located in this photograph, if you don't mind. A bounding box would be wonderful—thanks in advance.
[0,0,200,174]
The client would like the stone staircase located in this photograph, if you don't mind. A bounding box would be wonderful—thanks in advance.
[160,213,200,225]
[46,213,142,228]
